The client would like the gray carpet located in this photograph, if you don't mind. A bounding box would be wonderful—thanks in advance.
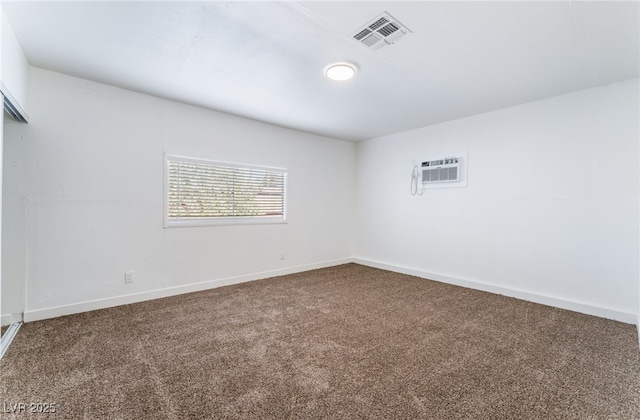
[1,263,639,419]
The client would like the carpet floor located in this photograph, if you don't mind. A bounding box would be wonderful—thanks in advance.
[1,263,639,419]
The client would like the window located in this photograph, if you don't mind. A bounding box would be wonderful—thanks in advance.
[165,155,287,227]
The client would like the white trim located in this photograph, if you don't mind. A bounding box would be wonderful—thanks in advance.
[0,322,22,359]
[23,258,353,323]
[353,257,637,325]
[166,154,287,173]
[0,81,29,122]
[1,313,23,327]
[20,257,637,328]
[166,217,287,228]
[163,152,170,228]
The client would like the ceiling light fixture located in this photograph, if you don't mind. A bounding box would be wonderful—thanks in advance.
[325,63,357,81]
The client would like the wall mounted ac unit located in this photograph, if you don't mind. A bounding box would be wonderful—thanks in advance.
[421,157,460,184]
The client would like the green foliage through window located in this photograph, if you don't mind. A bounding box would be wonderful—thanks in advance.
[166,156,286,226]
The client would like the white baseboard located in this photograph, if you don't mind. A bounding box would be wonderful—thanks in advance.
[354,257,637,325]
[23,258,353,323]
[18,257,640,331]
[1,313,23,327]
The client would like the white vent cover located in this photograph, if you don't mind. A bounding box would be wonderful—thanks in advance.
[421,157,460,183]
[352,12,411,51]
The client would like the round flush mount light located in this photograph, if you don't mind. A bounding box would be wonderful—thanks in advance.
[325,63,357,81]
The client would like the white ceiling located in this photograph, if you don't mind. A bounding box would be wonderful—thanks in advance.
[3,1,639,141]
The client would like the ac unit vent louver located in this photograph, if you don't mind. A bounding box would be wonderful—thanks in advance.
[369,17,390,31]
[352,12,411,51]
[421,157,461,184]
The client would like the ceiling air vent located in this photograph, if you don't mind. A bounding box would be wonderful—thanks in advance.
[352,12,411,51]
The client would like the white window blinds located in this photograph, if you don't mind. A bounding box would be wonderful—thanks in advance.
[165,155,287,227]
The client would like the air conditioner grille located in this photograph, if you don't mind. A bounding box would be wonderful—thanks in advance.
[369,17,390,31]
[361,33,383,47]
[378,22,399,37]
[353,28,372,41]
[421,157,460,184]
[351,12,411,51]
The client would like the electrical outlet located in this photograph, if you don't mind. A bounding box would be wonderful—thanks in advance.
[280,251,286,260]
[124,271,135,283]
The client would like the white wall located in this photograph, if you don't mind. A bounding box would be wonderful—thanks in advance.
[1,111,26,325]
[0,10,29,117]
[17,67,355,321]
[355,79,640,323]
[4,66,638,331]
[1,7,29,328]
[0,105,3,325]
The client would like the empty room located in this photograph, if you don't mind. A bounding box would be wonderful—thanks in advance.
[1,1,639,418]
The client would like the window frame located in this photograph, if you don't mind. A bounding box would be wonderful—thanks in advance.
[164,154,288,228]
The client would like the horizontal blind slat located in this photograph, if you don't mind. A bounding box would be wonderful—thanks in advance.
[167,157,286,223]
